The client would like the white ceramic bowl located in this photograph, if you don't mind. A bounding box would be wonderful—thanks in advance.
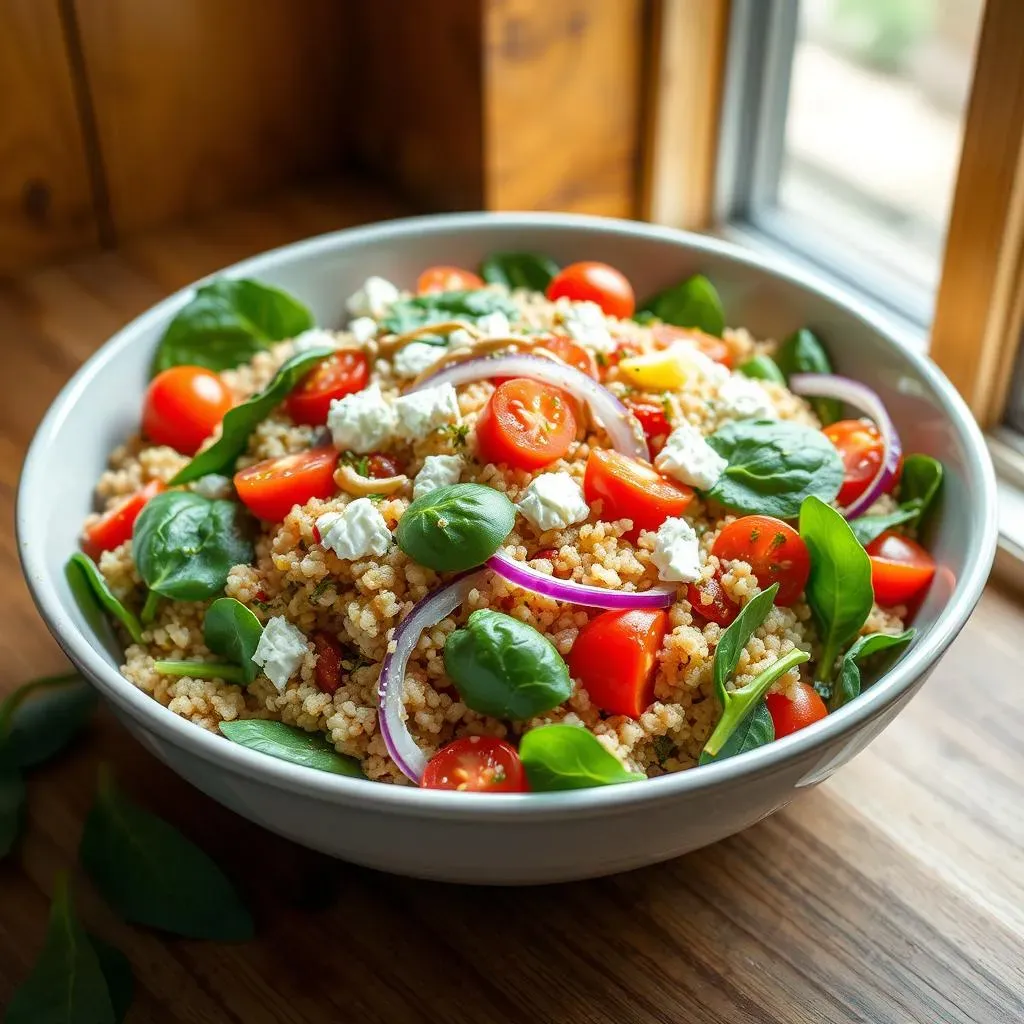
[18,213,997,884]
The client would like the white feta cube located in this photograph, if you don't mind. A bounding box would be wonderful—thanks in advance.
[291,328,339,354]
[348,316,378,344]
[191,474,233,500]
[655,423,728,491]
[316,498,392,561]
[252,616,309,693]
[327,382,397,453]
[476,311,511,337]
[563,301,615,353]
[517,472,590,532]
[651,517,702,583]
[717,374,775,420]
[393,341,445,379]
[345,276,399,320]
[393,383,461,440]
[413,454,463,499]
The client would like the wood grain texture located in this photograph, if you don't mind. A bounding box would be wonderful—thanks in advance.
[1,182,1023,1023]
[0,0,99,274]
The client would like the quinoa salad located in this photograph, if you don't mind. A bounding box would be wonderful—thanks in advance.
[68,253,942,792]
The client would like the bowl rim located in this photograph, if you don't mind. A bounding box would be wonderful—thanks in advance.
[17,210,998,822]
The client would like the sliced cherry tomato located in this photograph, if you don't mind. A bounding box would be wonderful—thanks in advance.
[583,448,694,535]
[624,397,671,456]
[712,515,810,607]
[823,419,897,506]
[569,608,668,717]
[421,736,528,792]
[142,366,234,455]
[686,573,740,627]
[364,453,402,479]
[766,683,828,738]
[866,531,936,606]
[286,351,369,426]
[312,630,344,694]
[234,446,339,521]
[417,266,484,295]
[540,334,599,379]
[83,480,165,559]
[546,261,635,319]
[475,378,577,470]
[651,324,733,368]
[532,547,559,561]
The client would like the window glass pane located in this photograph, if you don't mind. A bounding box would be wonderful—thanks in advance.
[779,0,983,295]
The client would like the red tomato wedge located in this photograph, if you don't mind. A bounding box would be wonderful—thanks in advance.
[286,351,369,426]
[866,531,936,606]
[421,736,528,792]
[539,334,600,379]
[823,419,897,506]
[624,397,672,456]
[766,683,827,738]
[475,378,577,470]
[686,573,740,627]
[234,447,339,521]
[143,366,234,455]
[711,516,810,607]
[546,262,636,319]
[83,480,165,559]
[417,266,484,294]
[569,608,668,718]
[583,448,694,535]
[312,630,344,694]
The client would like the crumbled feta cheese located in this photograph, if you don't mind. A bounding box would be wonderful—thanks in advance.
[348,316,378,344]
[676,344,731,384]
[316,498,392,561]
[345,276,399,319]
[448,328,475,349]
[476,311,511,337]
[252,617,309,693]
[413,454,463,499]
[563,301,615,353]
[393,341,445,378]
[327,382,397,453]
[655,423,728,491]
[292,328,339,353]
[651,517,702,583]
[191,474,233,500]
[517,472,590,532]
[717,374,776,420]
[393,383,460,440]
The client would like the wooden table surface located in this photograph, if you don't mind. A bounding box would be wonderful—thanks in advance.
[1,181,1022,1024]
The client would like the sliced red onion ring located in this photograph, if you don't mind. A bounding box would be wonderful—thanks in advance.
[788,372,903,519]
[412,353,650,462]
[487,551,675,609]
[376,570,488,784]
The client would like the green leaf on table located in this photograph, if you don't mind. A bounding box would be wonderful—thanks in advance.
[774,328,841,425]
[88,934,134,1024]
[0,759,25,860]
[151,278,314,375]
[65,553,144,645]
[204,598,264,684]
[0,674,97,770]
[831,628,915,712]
[480,252,560,292]
[636,274,725,336]
[737,353,786,385]
[380,290,518,336]
[219,720,364,777]
[79,766,253,940]
[519,724,645,791]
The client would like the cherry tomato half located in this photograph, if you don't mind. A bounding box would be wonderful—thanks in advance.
[866,531,936,606]
[686,572,740,627]
[546,261,635,319]
[823,419,896,506]
[540,334,600,379]
[583,448,694,535]
[83,480,165,559]
[569,608,668,718]
[234,447,339,521]
[651,324,733,368]
[766,683,828,738]
[475,378,577,470]
[365,453,402,478]
[421,736,528,792]
[417,266,484,295]
[312,630,344,694]
[712,515,810,607]
[143,366,234,455]
[286,351,369,426]
[624,397,672,456]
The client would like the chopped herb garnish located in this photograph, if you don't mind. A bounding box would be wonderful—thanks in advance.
[443,423,470,449]
[594,351,608,368]
[660,393,673,422]
[652,736,675,765]
[310,579,337,601]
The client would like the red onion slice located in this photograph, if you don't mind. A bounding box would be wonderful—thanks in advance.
[488,551,675,609]
[412,353,650,462]
[377,570,488,784]
[788,372,903,519]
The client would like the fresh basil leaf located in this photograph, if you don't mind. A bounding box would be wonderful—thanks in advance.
[79,767,253,940]
[381,290,518,335]
[0,759,25,859]
[699,700,774,765]
[849,505,920,547]
[737,354,786,385]
[899,453,943,528]
[204,598,263,684]
[443,610,572,719]
[832,628,915,712]
[519,724,645,791]
[637,274,725,336]
[0,674,96,770]
[774,328,841,425]
[88,934,134,1024]
[170,347,334,484]
[395,483,516,572]
[480,252,560,291]
[133,491,254,604]
[711,584,779,701]
[5,874,116,1024]
[219,720,364,777]
[65,553,144,644]
[152,278,314,375]
[706,419,844,519]
[799,496,874,683]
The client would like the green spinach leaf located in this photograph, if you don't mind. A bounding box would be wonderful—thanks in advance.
[848,454,944,546]
[444,610,572,719]
[849,506,919,547]
[79,766,253,940]
[204,598,263,683]
[395,483,516,571]
[381,290,518,335]
[219,720,364,777]
[774,328,841,425]
[831,628,915,712]
[737,354,786,385]
[710,584,780,698]
[706,419,845,518]
[637,274,725,336]
[702,700,775,764]
[170,346,335,484]
[480,252,559,291]
[152,278,314,375]
[65,553,144,644]
[0,759,25,859]
[519,724,645,791]
[5,874,116,1024]
[0,674,96,770]
[799,496,874,683]
[88,934,134,1024]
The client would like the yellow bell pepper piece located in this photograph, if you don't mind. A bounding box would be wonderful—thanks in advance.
[617,347,699,389]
